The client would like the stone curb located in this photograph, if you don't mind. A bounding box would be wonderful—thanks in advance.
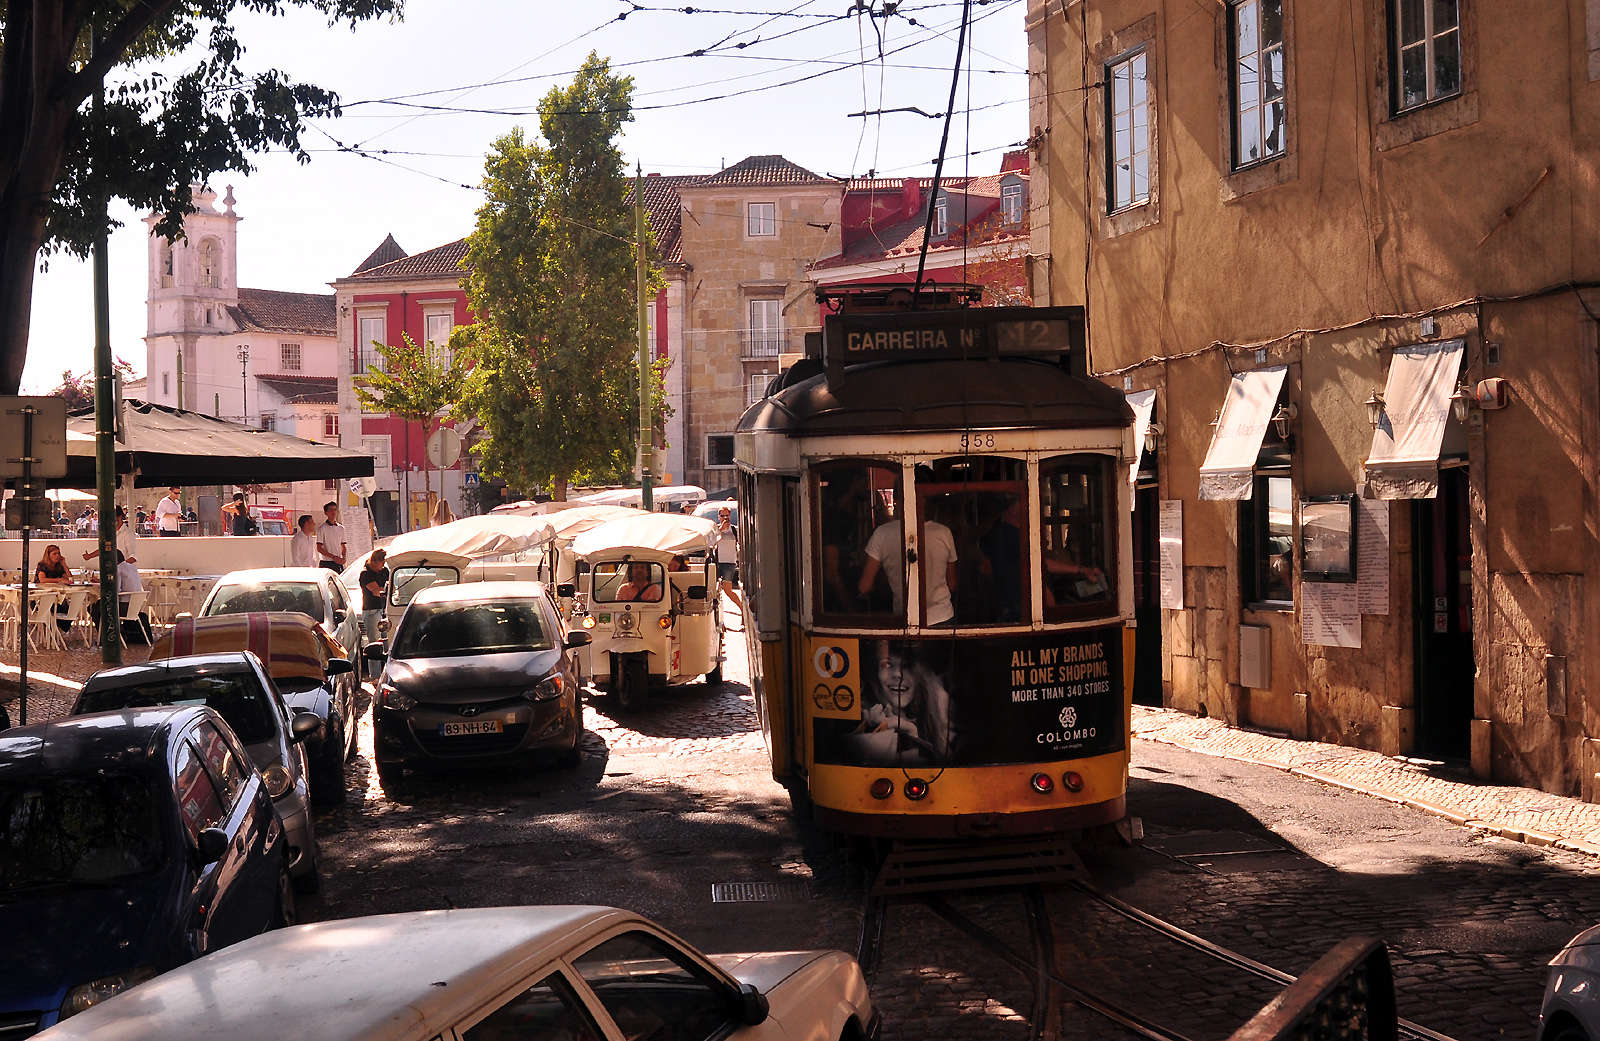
[1132,708,1600,862]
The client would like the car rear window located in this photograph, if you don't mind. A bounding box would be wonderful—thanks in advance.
[206,582,324,619]
[391,600,554,658]
[76,672,279,744]
[0,774,164,890]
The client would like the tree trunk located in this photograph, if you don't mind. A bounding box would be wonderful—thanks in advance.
[0,92,75,394]
[554,477,567,502]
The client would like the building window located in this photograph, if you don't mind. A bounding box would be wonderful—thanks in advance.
[323,413,338,439]
[358,315,386,375]
[1231,0,1285,167]
[425,313,454,367]
[1393,0,1460,111]
[204,308,212,326]
[1241,473,1294,607]
[160,243,174,288]
[747,202,776,237]
[362,436,391,474]
[260,412,277,432]
[280,342,302,371]
[744,299,782,359]
[1106,50,1151,212]
[323,479,338,492]
[933,196,948,236]
[1001,183,1023,225]
[706,435,736,468]
[747,374,770,406]
[162,372,170,396]
[200,241,216,287]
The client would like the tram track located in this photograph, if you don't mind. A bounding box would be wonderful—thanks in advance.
[859,878,1463,1041]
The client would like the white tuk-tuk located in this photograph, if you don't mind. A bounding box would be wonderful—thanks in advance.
[569,513,724,711]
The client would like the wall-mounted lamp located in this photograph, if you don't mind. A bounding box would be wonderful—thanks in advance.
[1365,391,1386,429]
[1143,421,1164,455]
[1450,381,1472,423]
[1271,402,1298,440]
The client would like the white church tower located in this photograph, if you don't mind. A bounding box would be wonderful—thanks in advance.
[144,185,242,417]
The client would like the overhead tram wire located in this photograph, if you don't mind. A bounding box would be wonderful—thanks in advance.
[911,0,971,306]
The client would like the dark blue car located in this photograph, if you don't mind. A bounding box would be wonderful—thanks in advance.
[0,705,291,1037]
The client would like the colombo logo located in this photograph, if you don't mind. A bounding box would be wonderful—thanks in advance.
[1059,706,1077,728]
[813,645,850,679]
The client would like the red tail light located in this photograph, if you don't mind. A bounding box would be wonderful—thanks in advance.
[1062,771,1085,792]
[869,778,894,800]
[903,778,929,800]
[1030,772,1054,793]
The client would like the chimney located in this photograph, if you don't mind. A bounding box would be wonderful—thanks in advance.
[901,178,922,221]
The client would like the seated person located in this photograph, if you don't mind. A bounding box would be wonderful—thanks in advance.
[615,562,662,603]
[88,552,152,644]
[666,555,687,572]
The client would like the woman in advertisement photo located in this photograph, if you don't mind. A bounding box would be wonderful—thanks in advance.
[844,640,955,766]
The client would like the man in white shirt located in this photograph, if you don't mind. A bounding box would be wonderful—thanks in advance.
[858,511,959,625]
[316,501,347,571]
[291,515,318,568]
[155,488,183,537]
[81,507,137,565]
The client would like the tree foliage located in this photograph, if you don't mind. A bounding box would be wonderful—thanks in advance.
[50,355,136,410]
[458,53,666,501]
[0,0,405,393]
[355,332,464,500]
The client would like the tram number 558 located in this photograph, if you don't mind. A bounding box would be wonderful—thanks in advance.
[959,431,996,451]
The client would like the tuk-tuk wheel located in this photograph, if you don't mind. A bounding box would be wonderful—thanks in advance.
[705,662,723,686]
[615,656,649,712]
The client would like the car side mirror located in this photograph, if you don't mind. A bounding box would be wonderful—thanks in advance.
[196,827,230,866]
[736,983,769,1026]
[363,643,387,663]
[325,657,355,676]
[290,711,321,743]
[565,630,591,649]
[687,585,707,600]
[556,583,575,598]
[333,608,347,624]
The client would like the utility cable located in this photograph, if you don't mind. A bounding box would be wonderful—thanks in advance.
[912,0,972,305]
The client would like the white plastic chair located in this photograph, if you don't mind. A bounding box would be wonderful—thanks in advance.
[25,589,66,652]
[117,591,151,648]
[59,589,94,648]
[0,588,21,652]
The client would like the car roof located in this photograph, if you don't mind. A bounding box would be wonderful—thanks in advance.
[0,705,209,780]
[410,580,552,607]
[213,568,331,585]
[81,652,262,692]
[40,907,640,1041]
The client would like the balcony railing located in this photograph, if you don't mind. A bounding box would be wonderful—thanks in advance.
[740,332,787,360]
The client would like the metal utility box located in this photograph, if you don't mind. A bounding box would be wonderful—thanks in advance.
[1239,624,1272,690]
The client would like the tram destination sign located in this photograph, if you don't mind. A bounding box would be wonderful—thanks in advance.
[822,305,1086,378]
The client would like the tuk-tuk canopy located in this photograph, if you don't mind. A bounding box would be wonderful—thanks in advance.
[570,513,718,564]
[574,485,706,510]
[151,613,342,682]
[384,515,556,562]
[546,505,650,545]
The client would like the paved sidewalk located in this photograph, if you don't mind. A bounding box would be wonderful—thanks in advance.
[1134,705,1600,859]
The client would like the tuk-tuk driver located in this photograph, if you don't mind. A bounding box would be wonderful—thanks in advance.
[617,561,663,602]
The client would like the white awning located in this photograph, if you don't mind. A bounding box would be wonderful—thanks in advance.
[1198,366,1287,500]
[1125,389,1157,506]
[1364,339,1464,499]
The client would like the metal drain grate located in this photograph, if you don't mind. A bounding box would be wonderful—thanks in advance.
[711,881,811,903]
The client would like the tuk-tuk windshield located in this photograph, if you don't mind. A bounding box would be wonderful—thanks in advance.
[592,561,665,603]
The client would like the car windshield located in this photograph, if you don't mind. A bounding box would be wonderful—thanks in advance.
[205,582,323,620]
[0,774,164,892]
[76,672,279,744]
[391,600,554,658]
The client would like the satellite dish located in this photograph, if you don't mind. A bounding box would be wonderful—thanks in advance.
[426,427,463,469]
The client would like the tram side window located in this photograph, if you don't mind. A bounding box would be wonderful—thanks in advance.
[921,455,1029,627]
[815,462,902,622]
[1039,455,1116,619]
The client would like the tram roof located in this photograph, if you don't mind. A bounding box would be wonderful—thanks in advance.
[736,357,1133,438]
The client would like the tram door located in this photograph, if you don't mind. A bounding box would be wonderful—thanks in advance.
[1131,484,1163,706]
[1413,467,1474,759]
[782,478,807,777]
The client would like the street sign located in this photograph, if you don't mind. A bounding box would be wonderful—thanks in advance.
[426,427,462,469]
[464,471,480,488]
[4,479,52,530]
[0,396,68,478]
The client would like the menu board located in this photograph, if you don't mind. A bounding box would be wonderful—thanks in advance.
[1159,500,1184,610]
[1356,498,1390,615]
[1301,581,1361,648]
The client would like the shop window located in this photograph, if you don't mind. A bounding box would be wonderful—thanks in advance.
[1231,0,1286,167]
[814,461,902,624]
[1106,50,1151,211]
[1392,0,1460,112]
[920,455,1028,627]
[1241,473,1294,607]
[1039,455,1117,621]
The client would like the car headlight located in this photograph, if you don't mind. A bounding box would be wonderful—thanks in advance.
[530,675,566,700]
[61,967,157,1019]
[379,683,416,711]
[262,763,294,799]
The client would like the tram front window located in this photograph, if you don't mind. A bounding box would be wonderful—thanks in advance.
[816,462,902,622]
[921,456,1029,626]
[1040,455,1116,619]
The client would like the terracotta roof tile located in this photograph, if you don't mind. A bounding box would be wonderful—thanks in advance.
[625,175,702,266]
[345,239,469,282]
[353,234,407,274]
[691,155,833,188]
[229,288,336,335]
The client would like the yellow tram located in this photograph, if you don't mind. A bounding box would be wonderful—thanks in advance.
[734,286,1137,839]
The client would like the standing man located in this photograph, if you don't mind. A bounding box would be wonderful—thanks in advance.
[82,506,137,565]
[155,487,184,537]
[316,501,347,572]
[712,507,743,611]
[291,515,318,568]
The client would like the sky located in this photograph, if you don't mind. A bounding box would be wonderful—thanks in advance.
[18,0,1030,393]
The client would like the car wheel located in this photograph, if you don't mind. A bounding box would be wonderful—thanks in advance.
[312,720,348,807]
[292,853,322,895]
[1551,1027,1590,1041]
[276,866,297,929]
[614,657,649,712]
[376,757,411,798]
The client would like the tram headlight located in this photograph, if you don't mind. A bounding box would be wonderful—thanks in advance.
[1030,772,1054,794]
[903,778,929,801]
[1062,771,1085,793]
[869,778,894,800]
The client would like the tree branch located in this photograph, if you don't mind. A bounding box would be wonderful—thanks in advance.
[68,0,185,104]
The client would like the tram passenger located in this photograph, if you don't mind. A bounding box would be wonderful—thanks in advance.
[859,500,959,625]
[848,640,953,766]
[978,496,1025,622]
[616,562,663,602]
[820,470,871,612]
